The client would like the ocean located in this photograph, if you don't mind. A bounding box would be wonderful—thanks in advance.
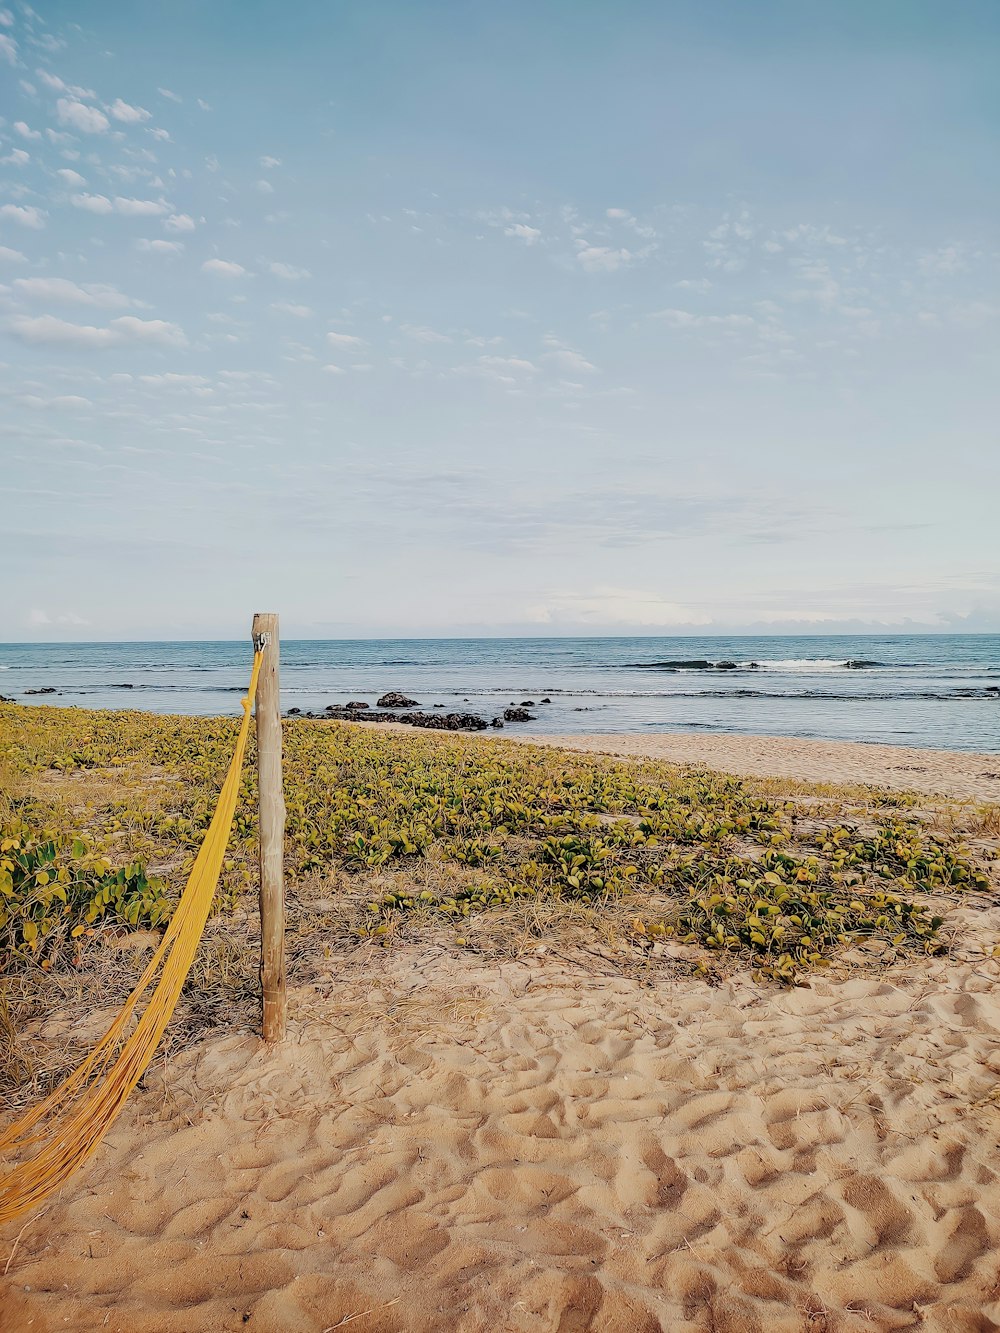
[1,635,998,753]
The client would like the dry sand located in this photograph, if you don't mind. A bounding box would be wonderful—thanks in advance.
[4,733,1000,1332]
[507,732,1000,805]
[5,941,1000,1333]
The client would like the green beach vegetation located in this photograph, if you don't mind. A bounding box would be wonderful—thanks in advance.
[2,704,994,991]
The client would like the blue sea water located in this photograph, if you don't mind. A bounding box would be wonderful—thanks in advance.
[1,635,998,753]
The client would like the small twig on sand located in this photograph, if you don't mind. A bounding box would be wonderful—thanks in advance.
[323,1297,402,1330]
[3,1213,39,1276]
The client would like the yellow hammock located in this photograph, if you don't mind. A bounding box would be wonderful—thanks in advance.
[0,650,263,1226]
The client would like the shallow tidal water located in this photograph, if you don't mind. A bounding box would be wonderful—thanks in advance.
[3,634,999,753]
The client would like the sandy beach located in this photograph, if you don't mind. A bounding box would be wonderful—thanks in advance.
[3,727,1000,1332]
[503,732,1000,806]
[5,940,1000,1332]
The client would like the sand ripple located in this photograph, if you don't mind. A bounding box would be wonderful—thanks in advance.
[5,947,1000,1332]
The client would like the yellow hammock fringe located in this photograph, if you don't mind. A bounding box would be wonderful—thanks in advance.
[0,650,264,1226]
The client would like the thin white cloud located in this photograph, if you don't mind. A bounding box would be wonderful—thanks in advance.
[14,121,42,140]
[157,87,181,103]
[56,98,109,134]
[108,98,151,124]
[57,167,86,186]
[544,347,597,374]
[10,313,187,349]
[478,355,538,373]
[28,609,90,628]
[18,393,93,411]
[109,316,188,347]
[604,207,656,239]
[72,193,113,214]
[0,203,46,228]
[0,32,15,65]
[651,308,758,332]
[36,69,93,98]
[400,324,451,343]
[259,155,281,169]
[1,148,30,166]
[256,179,274,194]
[196,98,212,111]
[575,243,633,273]
[138,373,210,388]
[327,331,368,349]
[164,213,195,233]
[0,245,27,263]
[113,196,170,217]
[136,238,184,254]
[271,302,313,317]
[201,259,249,277]
[10,315,119,348]
[504,223,541,245]
[13,277,134,308]
[269,261,310,279]
[527,586,712,628]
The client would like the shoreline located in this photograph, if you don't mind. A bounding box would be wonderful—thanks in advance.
[344,720,1000,803]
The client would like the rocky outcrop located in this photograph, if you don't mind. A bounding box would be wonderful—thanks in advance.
[503,707,535,722]
[345,701,369,709]
[25,687,57,696]
[306,707,489,731]
[377,692,420,708]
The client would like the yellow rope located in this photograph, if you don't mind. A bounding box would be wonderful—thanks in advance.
[0,650,264,1225]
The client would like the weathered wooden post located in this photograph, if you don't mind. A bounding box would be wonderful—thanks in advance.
[252,612,286,1043]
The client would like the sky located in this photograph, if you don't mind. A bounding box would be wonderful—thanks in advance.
[1,0,998,641]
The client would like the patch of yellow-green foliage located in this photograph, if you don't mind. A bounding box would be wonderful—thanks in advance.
[0,703,994,984]
[0,821,168,963]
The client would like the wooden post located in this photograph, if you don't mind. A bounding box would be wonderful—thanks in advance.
[252,612,286,1044]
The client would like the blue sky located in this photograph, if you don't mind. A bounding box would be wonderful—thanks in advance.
[2,0,998,639]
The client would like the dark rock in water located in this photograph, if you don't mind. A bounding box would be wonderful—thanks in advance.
[287,707,301,715]
[540,697,552,704]
[410,711,486,731]
[320,707,488,731]
[503,707,535,722]
[845,659,883,669]
[345,700,369,710]
[433,703,444,708]
[25,687,57,695]
[520,700,535,707]
[628,659,748,671]
[490,718,504,728]
[627,659,711,670]
[0,695,14,704]
[377,692,419,708]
